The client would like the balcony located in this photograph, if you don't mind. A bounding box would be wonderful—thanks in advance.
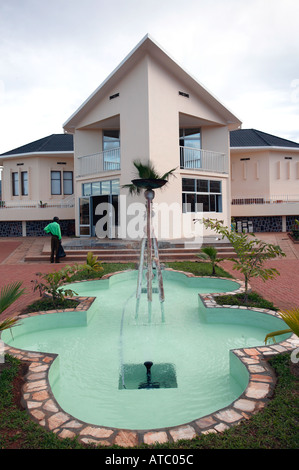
[77,148,120,177]
[0,197,75,221]
[180,147,228,174]
[231,195,299,205]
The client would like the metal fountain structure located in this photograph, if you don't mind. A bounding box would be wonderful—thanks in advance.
[133,178,166,323]
[122,164,176,389]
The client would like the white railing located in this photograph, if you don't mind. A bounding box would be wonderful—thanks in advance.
[180,146,228,174]
[77,148,120,177]
[0,197,75,210]
[232,195,299,205]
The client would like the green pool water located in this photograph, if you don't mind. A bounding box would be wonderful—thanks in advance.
[2,270,289,430]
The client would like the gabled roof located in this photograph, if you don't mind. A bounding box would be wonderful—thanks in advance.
[63,34,241,132]
[0,134,74,157]
[230,128,299,149]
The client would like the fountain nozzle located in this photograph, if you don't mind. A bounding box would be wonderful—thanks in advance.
[138,361,160,389]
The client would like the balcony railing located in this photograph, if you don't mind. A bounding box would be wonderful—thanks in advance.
[180,146,228,174]
[0,196,75,210]
[77,148,120,177]
[231,195,299,205]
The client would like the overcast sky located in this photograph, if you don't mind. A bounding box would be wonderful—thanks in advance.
[0,0,299,154]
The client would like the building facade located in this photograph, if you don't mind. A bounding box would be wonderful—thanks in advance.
[0,134,75,237]
[230,129,299,232]
[63,35,240,240]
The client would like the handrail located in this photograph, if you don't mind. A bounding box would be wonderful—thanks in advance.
[180,146,227,173]
[0,197,75,210]
[232,195,299,205]
[77,148,121,177]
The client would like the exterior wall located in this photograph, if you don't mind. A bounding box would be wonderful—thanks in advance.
[233,216,283,233]
[0,219,75,237]
[231,148,299,233]
[269,150,299,196]
[1,154,74,204]
[231,148,299,201]
[0,154,75,236]
[231,149,270,199]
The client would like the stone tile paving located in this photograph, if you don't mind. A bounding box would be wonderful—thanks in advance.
[1,270,298,447]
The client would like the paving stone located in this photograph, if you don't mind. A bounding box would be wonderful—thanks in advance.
[143,431,168,445]
[195,416,217,429]
[169,425,196,442]
[214,409,243,423]
[31,409,46,421]
[214,423,230,432]
[233,398,256,412]
[32,390,50,401]
[59,429,76,439]
[245,382,270,399]
[114,431,139,447]
[43,399,59,413]
[80,426,113,439]
[48,412,70,430]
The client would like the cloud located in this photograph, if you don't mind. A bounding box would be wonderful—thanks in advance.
[0,0,299,153]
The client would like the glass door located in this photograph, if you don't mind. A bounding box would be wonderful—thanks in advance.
[79,197,91,236]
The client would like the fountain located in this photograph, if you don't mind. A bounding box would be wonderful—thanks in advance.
[0,162,293,433]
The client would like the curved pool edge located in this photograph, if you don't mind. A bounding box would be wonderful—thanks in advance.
[1,272,298,447]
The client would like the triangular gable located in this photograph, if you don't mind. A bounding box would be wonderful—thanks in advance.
[63,34,241,132]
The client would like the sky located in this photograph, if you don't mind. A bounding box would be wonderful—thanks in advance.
[0,0,299,155]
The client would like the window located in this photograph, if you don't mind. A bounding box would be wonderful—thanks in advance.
[103,130,120,170]
[182,178,222,213]
[179,128,201,168]
[63,171,73,195]
[21,171,28,196]
[51,171,61,195]
[82,179,120,196]
[12,172,19,196]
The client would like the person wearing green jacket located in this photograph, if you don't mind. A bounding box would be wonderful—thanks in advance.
[44,217,62,263]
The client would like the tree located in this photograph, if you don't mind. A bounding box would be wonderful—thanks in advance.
[0,282,24,332]
[32,268,78,308]
[197,246,222,275]
[202,218,286,302]
[265,307,299,344]
[122,160,176,195]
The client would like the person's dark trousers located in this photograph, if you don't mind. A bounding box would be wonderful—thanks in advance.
[50,235,60,263]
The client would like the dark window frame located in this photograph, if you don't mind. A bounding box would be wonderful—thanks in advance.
[182,178,222,213]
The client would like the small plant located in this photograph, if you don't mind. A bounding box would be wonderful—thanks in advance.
[290,219,299,241]
[86,252,103,272]
[0,282,25,332]
[32,268,77,308]
[197,246,222,275]
[265,307,299,344]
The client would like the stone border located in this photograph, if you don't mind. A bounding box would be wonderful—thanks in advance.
[1,270,298,447]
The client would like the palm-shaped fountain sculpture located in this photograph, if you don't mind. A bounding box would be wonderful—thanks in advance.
[123,160,176,323]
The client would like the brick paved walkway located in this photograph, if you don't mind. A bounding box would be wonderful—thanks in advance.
[0,238,70,319]
[0,233,298,319]
[222,233,299,311]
